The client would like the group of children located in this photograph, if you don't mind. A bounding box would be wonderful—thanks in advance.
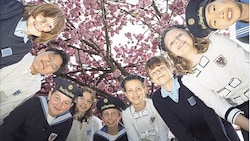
[0,0,249,140]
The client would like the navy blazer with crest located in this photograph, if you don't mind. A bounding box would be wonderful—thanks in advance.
[0,0,33,69]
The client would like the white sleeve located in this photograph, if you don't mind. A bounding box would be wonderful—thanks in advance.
[182,77,242,124]
[122,108,141,141]
[92,116,103,131]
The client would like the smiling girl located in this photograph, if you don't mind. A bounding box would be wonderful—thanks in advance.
[161,25,249,141]
[0,0,66,68]
[67,87,102,141]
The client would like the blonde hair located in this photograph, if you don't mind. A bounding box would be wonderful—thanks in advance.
[71,87,96,122]
[23,3,66,43]
[161,26,210,75]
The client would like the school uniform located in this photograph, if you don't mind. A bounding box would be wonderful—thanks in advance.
[66,116,102,141]
[122,98,170,141]
[235,0,249,44]
[0,52,42,124]
[93,123,128,141]
[0,0,33,69]
[152,76,239,141]
[0,96,73,141]
[182,33,249,140]
[95,96,128,141]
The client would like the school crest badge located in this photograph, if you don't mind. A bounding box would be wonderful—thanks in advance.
[151,116,155,123]
[214,54,227,67]
[48,133,58,141]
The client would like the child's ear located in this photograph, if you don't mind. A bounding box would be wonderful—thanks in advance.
[37,49,46,55]
[151,79,156,84]
[70,103,74,108]
[118,111,122,119]
[48,91,53,100]
[124,92,128,97]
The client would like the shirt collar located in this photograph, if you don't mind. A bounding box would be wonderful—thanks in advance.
[129,102,149,119]
[160,77,180,102]
[14,18,29,43]
[132,108,148,119]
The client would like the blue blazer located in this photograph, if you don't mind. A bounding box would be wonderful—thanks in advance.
[0,97,73,141]
[152,76,239,141]
[0,0,33,69]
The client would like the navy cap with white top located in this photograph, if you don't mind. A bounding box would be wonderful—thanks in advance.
[185,0,216,38]
[53,77,82,100]
[96,96,126,113]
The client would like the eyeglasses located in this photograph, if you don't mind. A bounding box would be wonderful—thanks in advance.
[48,53,60,71]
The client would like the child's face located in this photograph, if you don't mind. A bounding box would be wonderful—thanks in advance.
[101,108,121,128]
[148,63,172,86]
[48,91,73,117]
[31,51,63,75]
[163,28,194,58]
[124,80,147,106]
[205,0,241,29]
[26,13,55,37]
[76,92,93,113]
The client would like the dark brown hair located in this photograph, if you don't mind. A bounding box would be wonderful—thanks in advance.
[145,55,172,78]
[120,74,145,92]
[45,48,69,75]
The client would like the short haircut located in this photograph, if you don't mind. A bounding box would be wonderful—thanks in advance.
[145,55,171,78]
[120,74,145,91]
[45,48,69,74]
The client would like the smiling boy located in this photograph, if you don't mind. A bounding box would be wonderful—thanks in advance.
[94,96,128,141]
[0,77,82,141]
[186,0,249,44]
[0,48,68,124]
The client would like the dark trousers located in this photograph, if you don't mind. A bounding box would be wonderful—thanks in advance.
[221,119,240,141]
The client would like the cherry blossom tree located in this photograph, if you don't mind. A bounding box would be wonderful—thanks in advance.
[27,0,188,99]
